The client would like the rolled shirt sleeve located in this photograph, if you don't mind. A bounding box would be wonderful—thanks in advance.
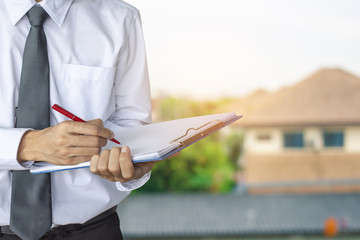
[115,171,151,191]
[105,10,152,191]
[111,10,152,127]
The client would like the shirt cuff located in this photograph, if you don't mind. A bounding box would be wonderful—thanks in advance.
[0,128,33,170]
[21,161,35,169]
[115,171,151,191]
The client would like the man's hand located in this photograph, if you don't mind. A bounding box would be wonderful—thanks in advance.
[90,146,180,182]
[17,119,114,165]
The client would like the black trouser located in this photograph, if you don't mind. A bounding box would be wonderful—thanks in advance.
[0,211,123,240]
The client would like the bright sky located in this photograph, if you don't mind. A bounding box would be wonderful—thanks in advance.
[126,0,360,99]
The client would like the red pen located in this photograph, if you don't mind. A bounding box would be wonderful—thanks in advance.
[52,104,120,144]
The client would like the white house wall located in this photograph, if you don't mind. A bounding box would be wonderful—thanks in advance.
[345,127,360,153]
[244,126,360,154]
[304,128,322,150]
[244,128,282,153]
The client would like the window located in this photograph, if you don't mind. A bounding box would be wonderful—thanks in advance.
[323,131,344,147]
[284,132,304,148]
[257,133,271,141]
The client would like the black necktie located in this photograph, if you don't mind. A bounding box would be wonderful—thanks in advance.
[10,6,52,240]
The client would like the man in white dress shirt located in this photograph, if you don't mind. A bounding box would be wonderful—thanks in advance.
[0,0,177,239]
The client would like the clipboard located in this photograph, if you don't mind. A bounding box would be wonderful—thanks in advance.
[170,119,225,147]
[30,112,242,174]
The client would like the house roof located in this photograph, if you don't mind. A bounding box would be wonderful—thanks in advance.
[229,68,360,127]
[117,193,360,238]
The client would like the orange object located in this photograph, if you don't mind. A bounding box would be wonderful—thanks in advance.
[323,217,338,237]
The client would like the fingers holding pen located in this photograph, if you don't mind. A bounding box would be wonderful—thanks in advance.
[66,135,107,148]
[57,120,115,141]
[52,103,112,140]
[18,119,115,166]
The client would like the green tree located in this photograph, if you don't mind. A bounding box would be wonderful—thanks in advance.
[137,96,242,193]
[139,133,236,193]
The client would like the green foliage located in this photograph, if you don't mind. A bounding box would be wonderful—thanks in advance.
[159,97,214,120]
[137,96,242,193]
[139,133,236,193]
[224,132,243,169]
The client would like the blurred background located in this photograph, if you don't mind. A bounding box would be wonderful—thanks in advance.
[118,0,360,239]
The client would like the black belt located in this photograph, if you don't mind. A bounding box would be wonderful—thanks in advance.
[1,206,117,236]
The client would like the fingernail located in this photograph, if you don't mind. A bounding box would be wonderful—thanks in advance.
[111,131,115,139]
[121,146,129,153]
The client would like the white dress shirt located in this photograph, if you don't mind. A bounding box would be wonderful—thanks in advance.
[0,0,152,225]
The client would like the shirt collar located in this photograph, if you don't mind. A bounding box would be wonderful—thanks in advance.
[4,0,73,27]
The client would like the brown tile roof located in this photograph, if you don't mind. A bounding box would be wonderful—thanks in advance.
[233,68,360,127]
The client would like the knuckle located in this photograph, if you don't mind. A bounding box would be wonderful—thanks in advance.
[112,147,121,155]
[108,167,118,175]
[57,148,70,158]
[95,118,104,126]
[91,154,100,162]
[102,149,110,155]
[97,165,108,173]
[123,171,135,180]
[55,137,67,147]
[89,125,100,136]
[58,121,72,130]
[90,166,99,174]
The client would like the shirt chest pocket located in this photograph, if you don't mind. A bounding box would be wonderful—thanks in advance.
[57,64,116,121]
